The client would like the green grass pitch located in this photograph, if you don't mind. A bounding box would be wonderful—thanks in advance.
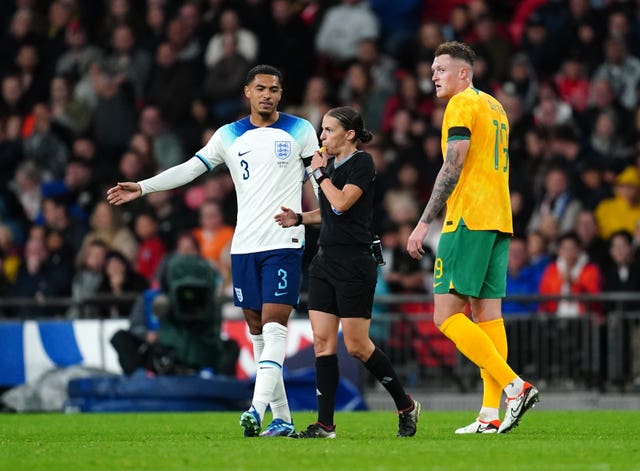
[1,410,639,471]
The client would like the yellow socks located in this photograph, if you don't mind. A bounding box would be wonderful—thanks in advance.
[440,313,516,389]
[478,318,508,409]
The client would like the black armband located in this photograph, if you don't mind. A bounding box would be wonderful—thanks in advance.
[294,213,303,226]
[312,167,328,185]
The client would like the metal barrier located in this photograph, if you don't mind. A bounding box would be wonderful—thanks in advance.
[1,292,640,392]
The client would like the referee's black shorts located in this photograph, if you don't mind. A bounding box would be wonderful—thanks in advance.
[307,245,377,318]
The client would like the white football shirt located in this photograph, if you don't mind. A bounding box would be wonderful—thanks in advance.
[196,113,318,254]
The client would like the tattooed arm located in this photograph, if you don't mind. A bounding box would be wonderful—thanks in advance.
[406,139,469,259]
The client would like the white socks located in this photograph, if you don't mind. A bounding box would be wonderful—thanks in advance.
[503,377,525,398]
[249,323,290,423]
[479,407,500,422]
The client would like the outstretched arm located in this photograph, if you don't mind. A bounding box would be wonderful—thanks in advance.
[106,156,208,205]
[406,139,469,259]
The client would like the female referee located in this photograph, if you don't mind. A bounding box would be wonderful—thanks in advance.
[275,106,421,438]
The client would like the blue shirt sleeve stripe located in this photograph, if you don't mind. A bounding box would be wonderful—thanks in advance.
[195,153,213,172]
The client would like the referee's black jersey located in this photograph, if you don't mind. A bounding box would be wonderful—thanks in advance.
[317,151,375,247]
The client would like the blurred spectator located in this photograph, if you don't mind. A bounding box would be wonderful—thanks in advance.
[40,194,89,255]
[411,21,448,65]
[257,0,314,105]
[470,13,511,81]
[43,227,73,293]
[595,166,640,240]
[573,160,612,211]
[22,103,70,181]
[602,230,640,307]
[554,56,590,114]
[315,0,379,76]
[49,75,91,138]
[505,52,539,113]
[569,16,603,76]
[532,81,575,131]
[380,70,433,135]
[355,38,397,96]
[337,62,389,133]
[547,124,587,186]
[91,62,137,162]
[0,223,21,284]
[204,9,258,68]
[178,1,209,55]
[383,222,432,296]
[0,74,27,117]
[147,42,201,127]
[10,159,41,223]
[538,232,602,317]
[138,2,165,54]
[55,20,103,84]
[81,200,138,264]
[97,249,148,318]
[66,239,108,319]
[14,41,49,107]
[127,132,156,172]
[138,105,185,170]
[526,230,552,279]
[202,32,251,124]
[578,78,632,145]
[133,211,166,283]
[0,114,24,188]
[145,190,196,251]
[527,165,582,241]
[8,236,65,318]
[98,0,142,50]
[0,8,41,77]
[192,199,234,273]
[496,84,534,177]
[442,3,472,43]
[585,109,633,163]
[102,24,152,102]
[164,13,203,64]
[592,35,640,111]
[503,235,542,315]
[63,156,100,219]
[606,6,638,56]
[116,149,154,186]
[469,47,497,94]
[285,75,332,131]
[179,96,216,153]
[574,209,609,270]
[369,0,422,58]
[519,12,562,79]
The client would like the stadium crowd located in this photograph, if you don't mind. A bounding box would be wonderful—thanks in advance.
[0,0,640,326]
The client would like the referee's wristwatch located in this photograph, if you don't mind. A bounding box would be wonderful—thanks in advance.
[312,167,328,185]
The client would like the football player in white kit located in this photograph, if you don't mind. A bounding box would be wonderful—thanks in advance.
[107,65,319,437]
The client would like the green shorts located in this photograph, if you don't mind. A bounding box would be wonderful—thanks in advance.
[433,225,509,298]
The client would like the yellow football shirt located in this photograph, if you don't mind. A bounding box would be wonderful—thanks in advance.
[440,87,513,234]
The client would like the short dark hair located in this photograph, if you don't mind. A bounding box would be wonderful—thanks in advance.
[609,230,633,246]
[245,65,283,86]
[435,41,476,66]
[558,231,582,248]
[326,106,373,144]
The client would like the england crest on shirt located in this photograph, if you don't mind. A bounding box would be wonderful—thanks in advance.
[275,141,291,160]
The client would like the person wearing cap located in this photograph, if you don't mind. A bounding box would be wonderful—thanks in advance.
[594,166,640,239]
